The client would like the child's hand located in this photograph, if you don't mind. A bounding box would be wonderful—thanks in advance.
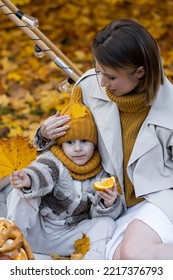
[99,185,118,208]
[10,170,31,189]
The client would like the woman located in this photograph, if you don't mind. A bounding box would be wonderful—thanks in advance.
[34,18,173,259]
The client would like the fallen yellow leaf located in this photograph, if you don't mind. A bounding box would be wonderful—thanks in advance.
[73,233,90,256]
[50,233,90,260]
[0,136,37,178]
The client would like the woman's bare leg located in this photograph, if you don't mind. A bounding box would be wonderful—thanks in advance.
[113,219,173,260]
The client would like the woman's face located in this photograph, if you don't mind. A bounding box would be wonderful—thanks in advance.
[95,61,145,96]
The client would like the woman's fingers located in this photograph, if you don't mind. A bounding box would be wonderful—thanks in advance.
[40,113,70,139]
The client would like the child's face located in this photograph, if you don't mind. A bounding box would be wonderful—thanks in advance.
[62,139,95,165]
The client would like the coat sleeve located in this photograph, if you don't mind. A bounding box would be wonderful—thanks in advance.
[91,193,124,220]
[146,129,173,223]
[21,151,60,199]
[132,126,173,223]
[33,127,56,151]
[145,189,173,223]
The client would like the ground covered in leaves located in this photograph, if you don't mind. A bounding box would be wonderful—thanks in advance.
[0,0,173,142]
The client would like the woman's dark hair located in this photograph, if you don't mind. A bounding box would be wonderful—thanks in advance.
[92,19,164,104]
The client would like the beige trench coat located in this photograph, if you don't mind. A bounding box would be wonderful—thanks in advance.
[76,69,173,223]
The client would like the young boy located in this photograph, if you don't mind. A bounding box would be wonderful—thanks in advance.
[7,86,123,259]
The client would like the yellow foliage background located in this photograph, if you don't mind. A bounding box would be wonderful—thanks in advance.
[0,0,173,142]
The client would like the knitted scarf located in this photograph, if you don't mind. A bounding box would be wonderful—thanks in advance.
[50,145,102,180]
[106,88,150,207]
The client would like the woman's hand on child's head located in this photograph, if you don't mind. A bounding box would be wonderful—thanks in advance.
[10,170,31,189]
[99,185,118,208]
[40,111,70,140]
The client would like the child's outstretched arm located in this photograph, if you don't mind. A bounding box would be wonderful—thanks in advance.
[10,170,31,189]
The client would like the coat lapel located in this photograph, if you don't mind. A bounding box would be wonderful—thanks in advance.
[90,91,124,178]
[128,122,159,166]
[128,76,173,166]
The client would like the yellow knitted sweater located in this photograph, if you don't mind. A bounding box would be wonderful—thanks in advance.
[106,89,150,207]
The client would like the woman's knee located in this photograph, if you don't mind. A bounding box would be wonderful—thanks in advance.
[118,240,140,260]
[115,219,161,260]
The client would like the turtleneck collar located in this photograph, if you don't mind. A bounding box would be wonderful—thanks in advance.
[50,145,102,180]
[106,88,148,113]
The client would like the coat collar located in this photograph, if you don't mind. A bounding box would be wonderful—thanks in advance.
[76,68,110,101]
[78,71,173,126]
[76,70,173,177]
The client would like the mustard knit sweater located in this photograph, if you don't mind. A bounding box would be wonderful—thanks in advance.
[106,89,150,207]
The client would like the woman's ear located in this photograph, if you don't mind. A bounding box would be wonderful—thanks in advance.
[136,66,145,78]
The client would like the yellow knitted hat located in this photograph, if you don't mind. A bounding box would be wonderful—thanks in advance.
[57,86,97,146]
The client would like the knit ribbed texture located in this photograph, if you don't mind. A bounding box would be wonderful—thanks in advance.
[106,89,150,207]
[51,145,102,180]
[57,86,97,146]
